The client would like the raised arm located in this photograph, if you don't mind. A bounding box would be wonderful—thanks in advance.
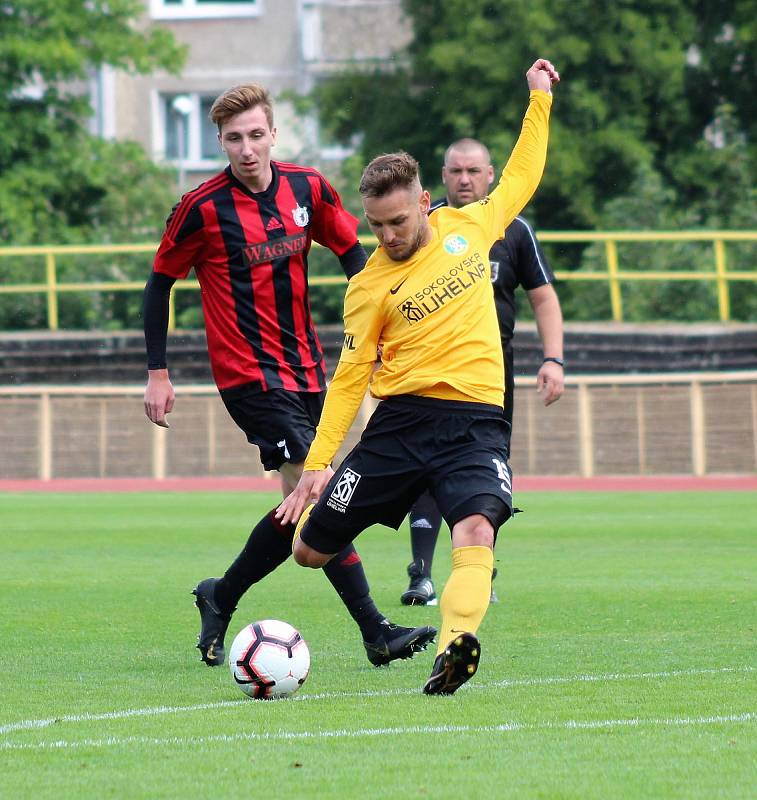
[469,59,559,241]
[527,58,560,93]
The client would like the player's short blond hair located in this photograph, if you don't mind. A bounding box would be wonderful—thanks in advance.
[359,152,420,198]
[209,84,274,131]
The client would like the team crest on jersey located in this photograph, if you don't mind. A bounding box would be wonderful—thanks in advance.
[443,234,468,255]
[490,260,500,282]
[327,468,361,513]
[292,204,309,227]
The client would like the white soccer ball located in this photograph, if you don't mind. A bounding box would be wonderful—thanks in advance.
[228,620,310,699]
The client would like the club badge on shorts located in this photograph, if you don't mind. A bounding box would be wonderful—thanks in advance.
[490,260,500,282]
[327,468,361,513]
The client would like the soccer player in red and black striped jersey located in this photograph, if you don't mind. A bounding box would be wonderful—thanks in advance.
[143,83,435,668]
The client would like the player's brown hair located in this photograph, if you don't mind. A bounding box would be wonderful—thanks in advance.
[359,151,420,198]
[209,84,274,131]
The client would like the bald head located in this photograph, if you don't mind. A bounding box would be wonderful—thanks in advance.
[442,138,494,208]
[444,138,491,167]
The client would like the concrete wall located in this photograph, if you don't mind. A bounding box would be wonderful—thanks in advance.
[2,324,757,385]
[2,375,756,480]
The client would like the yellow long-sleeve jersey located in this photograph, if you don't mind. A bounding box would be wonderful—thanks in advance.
[305,90,552,470]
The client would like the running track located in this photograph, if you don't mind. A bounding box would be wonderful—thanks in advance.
[1,476,755,492]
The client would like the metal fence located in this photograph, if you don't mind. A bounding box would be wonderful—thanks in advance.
[1,231,756,329]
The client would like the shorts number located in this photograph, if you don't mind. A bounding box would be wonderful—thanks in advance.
[492,458,512,495]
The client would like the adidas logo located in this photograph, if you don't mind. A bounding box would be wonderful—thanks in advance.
[410,517,433,529]
[266,217,284,231]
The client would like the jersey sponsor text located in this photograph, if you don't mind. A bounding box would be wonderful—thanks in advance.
[395,253,487,324]
[243,233,308,266]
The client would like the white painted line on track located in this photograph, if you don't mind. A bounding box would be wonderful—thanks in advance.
[1,712,754,751]
[1,665,753,736]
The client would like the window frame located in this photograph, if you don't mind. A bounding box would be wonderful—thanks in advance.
[149,0,262,21]
[155,92,225,172]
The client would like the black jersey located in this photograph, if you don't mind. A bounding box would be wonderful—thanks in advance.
[430,201,554,347]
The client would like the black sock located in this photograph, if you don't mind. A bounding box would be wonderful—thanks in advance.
[323,545,385,642]
[214,509,294,613]
[409,491,443,577]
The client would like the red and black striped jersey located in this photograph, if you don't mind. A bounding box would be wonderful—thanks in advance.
[152,162,361,394]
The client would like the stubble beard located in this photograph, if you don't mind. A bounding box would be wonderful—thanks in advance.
[385,224,426,262]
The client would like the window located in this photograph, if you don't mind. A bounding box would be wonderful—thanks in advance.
[158,93,224,170]
[199,97,220,160]
[150,0,261,21]
[164,97,190,160]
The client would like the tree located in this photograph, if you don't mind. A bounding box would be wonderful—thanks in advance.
[0,0,186,328]
[0,0,186,245]
[313,0,755,232]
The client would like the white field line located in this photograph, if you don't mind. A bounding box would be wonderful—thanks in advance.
[1,665,753,737]
[1,712,754,751]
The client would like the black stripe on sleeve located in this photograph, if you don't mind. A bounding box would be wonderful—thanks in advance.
[338,242,367,279]
[143,272,176,370]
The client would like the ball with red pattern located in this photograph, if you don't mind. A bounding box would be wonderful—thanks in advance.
[229,620,310,699]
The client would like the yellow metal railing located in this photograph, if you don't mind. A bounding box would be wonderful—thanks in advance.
[536,231,757,323]
[1,232,755,330]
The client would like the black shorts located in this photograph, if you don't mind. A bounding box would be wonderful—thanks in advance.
[301,395,513,554]
[221,389,325,471]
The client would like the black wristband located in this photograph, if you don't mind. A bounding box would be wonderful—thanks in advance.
[543,357,564,367]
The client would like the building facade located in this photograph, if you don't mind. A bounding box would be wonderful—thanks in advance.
[89,0,411,185]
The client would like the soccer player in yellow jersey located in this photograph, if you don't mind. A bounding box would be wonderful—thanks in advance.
[277,58,559,694]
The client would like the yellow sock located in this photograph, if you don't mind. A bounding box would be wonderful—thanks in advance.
[437,545,494,655]
[292,503,314,551]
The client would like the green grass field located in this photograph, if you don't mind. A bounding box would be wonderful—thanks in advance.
[2,491,755,798]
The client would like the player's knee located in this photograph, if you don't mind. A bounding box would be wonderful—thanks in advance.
[292,536,329,568]
[291,536,313,566]
[468,517,495,547]
[452,514,495,548]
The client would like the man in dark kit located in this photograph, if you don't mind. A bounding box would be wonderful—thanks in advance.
[401,137,565,607]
